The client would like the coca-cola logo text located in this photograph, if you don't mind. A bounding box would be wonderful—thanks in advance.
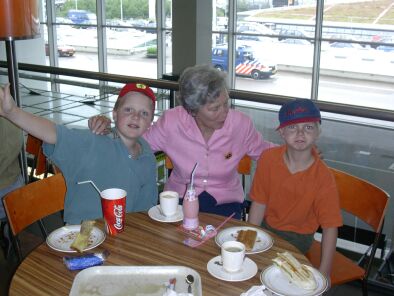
[113,205,123,230]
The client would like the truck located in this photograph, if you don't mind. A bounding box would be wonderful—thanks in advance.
[212,45,277,79]
[67,10,97,26]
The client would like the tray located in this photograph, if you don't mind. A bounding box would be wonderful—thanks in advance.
[69,265,202,296]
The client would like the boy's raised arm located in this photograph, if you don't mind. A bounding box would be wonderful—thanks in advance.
[0,84,57,144]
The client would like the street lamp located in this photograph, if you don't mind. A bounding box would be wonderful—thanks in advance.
[120,0,123,21]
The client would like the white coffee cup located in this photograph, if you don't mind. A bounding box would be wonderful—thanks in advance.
[159,191,179,217]
[221,241,245,273]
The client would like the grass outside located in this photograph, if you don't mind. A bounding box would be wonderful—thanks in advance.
[379,4,394,24]
[253,0,394,25]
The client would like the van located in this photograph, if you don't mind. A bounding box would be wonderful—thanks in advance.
[67,10,97,26]
[211,45,277,79]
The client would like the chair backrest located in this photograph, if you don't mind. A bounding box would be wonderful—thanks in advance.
[165,155,252,175]
[3,173,66,236]
[26,134,47,177]
[26,134,60,180]
[330,168,389,233]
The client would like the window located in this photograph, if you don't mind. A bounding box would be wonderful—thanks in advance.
[212,0,393,113]
[42,0,172,83]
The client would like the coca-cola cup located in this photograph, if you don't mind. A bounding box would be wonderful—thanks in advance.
[100,188,126,235]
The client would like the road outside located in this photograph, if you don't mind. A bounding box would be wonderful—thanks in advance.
[54,50,394,112]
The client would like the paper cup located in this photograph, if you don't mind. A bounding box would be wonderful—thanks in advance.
[100,188,126,235]
[159,191,179,217]
[221,241,245,273]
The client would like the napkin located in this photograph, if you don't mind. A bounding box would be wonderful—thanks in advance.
[240,285,268,296]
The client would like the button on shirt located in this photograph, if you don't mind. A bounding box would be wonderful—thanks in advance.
[143,107,275,204]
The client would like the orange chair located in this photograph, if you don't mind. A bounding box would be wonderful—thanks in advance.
[26,134,60,181]
[26,134,47,180]
[306,168,389,296]
[3,173,66,261]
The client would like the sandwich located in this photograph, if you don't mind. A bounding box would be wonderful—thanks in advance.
[272,251,317,290]
[236,229,257,251]
[70,220,96,253]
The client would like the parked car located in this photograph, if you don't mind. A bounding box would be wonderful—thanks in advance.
[280,38,311,45]
[212,45,277,79]
[376,44,394,52]
[106,19,130,31]
[376,37,394,52]
[45,42,75,57]
[329,42,363,49]
[129,19,156,33]
[237,21,275,35]
[55,17,73,24]
[237,31,273,42]
[278,28,313,43]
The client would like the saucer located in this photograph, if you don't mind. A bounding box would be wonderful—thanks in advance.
[148,205,183,223]
[207,255,258,282]
[46,225,105,253]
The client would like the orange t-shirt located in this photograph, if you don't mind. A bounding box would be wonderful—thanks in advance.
[250,146,343,234]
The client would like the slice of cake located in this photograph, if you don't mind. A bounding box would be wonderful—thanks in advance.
[236,229,257,251]
[70,220,95,253]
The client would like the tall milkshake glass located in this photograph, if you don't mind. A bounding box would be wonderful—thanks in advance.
[182,184,199,230]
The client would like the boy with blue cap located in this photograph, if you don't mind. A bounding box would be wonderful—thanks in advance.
[248,99,342,278]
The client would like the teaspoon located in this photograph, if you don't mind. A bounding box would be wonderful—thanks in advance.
[185,274,194,294]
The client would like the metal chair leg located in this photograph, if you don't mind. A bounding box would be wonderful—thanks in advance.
[11,235,23,262]
[362,278,368,296]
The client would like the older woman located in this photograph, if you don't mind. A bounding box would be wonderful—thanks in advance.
[89,65,275,219]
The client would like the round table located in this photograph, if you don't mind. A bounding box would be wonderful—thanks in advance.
[9,212,309,295]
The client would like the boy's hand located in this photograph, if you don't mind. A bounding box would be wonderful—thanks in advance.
[88,115,112,135]
[0,84,17,117]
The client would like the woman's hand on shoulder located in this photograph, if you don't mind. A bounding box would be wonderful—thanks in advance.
[88,115,112,135]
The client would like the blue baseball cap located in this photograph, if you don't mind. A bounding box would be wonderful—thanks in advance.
[277,99,321,130]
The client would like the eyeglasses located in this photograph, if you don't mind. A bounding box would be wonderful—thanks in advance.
[283,123,318,134]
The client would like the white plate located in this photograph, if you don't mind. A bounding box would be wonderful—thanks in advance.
[260,265,328,296]
[70,266,202,296]
[207,255,258,282]
[148,205,183,223]
[46,225,105,253]
[215,226,273,254]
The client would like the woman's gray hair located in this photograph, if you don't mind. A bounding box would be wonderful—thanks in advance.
[177,64,228,114]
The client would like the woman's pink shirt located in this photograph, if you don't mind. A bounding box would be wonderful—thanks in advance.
[143,106,275,204]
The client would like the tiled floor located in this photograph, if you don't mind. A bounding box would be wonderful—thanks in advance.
[1,87,393,295]
[20,86,117,129]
